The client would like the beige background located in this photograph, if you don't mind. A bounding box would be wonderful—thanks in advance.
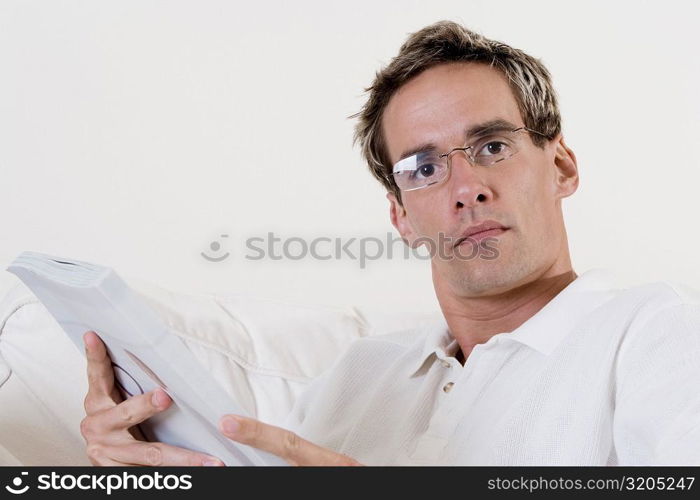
[1,0,699,314]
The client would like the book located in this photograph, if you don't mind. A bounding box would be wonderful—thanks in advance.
[7,251,287,466]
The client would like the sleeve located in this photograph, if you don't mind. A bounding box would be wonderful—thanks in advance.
[613,302,700,465]
[280,366,334,434]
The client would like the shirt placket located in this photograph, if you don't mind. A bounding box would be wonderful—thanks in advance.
[408,344,495,463]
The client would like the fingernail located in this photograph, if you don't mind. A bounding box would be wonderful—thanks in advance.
[202,457,224,466]
[152,389,166,408]
[221,416,240,435]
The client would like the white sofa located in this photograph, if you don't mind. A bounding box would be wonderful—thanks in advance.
[0,276,441,466]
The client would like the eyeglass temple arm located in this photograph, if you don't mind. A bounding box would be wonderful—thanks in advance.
[518,126,550,138]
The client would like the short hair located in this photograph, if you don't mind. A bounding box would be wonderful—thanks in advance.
[352,21,561,204]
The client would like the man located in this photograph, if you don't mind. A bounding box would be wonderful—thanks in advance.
[80,21,700,465]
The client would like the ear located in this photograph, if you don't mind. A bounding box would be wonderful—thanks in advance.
[552,135,579,199]
[386,192,420,248]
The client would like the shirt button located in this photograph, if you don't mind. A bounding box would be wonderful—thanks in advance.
[442,382,454,393]
[441,360,451,368]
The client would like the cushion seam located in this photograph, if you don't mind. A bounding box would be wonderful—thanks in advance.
[0,297,40,339]
[170,327,315,382]
[2,295,328,382]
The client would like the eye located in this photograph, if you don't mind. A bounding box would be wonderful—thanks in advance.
[479,140,508,156]
[413,163,437,179]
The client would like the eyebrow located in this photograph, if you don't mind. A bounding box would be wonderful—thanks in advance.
[395,118,520,163]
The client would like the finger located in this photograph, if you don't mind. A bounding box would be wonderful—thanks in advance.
[86,442,164,467]
[84,331,129,411]
[87,454,126,467]
[81,389,172,444]
[105,441,225,467]
[83,331,122,414]
[84,380,124,415]
[84,391,117,416]
[84,331,116,396]
[101,388,173,432]
[85,443,126,466]
[219,415,361,466]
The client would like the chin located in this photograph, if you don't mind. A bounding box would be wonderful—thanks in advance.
[439,251,535,297]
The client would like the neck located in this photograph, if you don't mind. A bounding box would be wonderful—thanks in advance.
[435,266,577,364]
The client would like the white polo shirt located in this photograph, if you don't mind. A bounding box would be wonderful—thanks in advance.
[283,269,700,465]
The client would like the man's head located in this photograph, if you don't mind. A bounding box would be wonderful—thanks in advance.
[353,21,579,297]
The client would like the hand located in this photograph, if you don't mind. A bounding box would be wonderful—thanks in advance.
[80,331,224,466]
[218,414,363,466]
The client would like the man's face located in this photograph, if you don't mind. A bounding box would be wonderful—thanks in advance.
[382,62,578,297]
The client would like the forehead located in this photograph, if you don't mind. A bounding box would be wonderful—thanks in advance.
[382,62,523,163]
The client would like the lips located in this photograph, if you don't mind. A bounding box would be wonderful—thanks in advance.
[454,220,509,247]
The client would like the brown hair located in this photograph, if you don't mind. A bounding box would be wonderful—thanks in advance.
[352,21,561,204]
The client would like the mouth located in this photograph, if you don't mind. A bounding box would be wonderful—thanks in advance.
[454,221,509,247]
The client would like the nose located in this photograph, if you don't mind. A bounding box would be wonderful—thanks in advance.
[446,150,493,210]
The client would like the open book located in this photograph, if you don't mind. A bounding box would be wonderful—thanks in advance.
[7,251,287,466]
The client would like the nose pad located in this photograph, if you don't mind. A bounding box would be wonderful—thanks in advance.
[445,148,489,208]
[445,148,475,180]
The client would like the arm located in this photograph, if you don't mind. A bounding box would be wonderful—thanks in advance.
[613,303,700,465]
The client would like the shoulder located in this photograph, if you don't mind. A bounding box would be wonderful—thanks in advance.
[614,279,700,394]
[585,274,700,343]
[620,279,700,322]
[302,319,446,392]
[334,322,437,368]
[361,325,432,348]
[613,279,700,340]
[283,321,439,433]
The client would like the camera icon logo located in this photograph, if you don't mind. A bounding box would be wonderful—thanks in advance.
[4,471,29,494]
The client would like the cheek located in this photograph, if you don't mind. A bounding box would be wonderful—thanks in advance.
[407,206,441,237]
[402,194,441,234]
[508,162,558,228]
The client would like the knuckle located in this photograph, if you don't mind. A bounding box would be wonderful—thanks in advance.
[87,375,109,396]
[87,369,101,385]
[79,416,96,440]
[83,395,94,414]
[85,350,103,366]
[116,402,137,425]
[249,419,263,439]
[283,431,301,456]
[80,411,111,441]
[188,454,206,467]
[144,445,163,466]
[85,443,104,462]
[83,393,114,415]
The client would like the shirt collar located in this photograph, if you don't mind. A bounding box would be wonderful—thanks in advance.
[408,268,621,376]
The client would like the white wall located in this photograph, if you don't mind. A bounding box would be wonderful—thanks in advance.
[1,0,699,315]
